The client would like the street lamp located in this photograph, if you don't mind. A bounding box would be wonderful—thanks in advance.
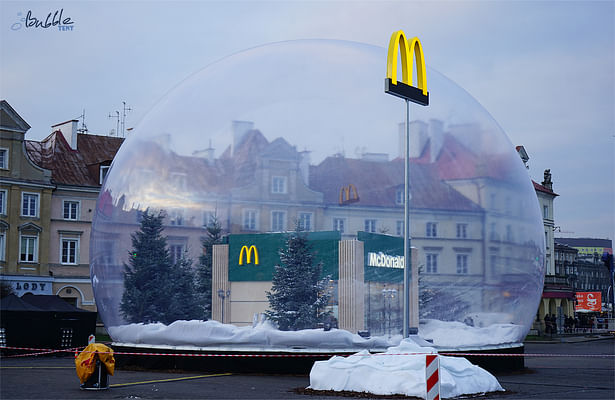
[217,289,231,323]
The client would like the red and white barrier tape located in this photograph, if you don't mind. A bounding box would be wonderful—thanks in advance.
[1,346,614,358]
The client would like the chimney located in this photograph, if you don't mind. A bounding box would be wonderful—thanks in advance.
[232,120,254,155]
[52,120,79,150]
[542,169,553,190]
[399,120,428,158]
[299,151,311,185]
[192,140,216,165]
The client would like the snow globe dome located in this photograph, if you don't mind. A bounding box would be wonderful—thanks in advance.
[90,39,545,350]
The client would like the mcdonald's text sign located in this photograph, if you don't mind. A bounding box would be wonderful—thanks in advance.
[385,30,429,106]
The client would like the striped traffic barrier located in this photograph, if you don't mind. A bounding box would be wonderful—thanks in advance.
[425,354,440,400]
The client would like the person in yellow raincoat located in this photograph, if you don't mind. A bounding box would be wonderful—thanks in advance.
[75,343,115,385]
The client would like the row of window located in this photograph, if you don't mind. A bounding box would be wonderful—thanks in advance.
[0,190,81,221]
[0,232,78,265]
[424,253,470,274]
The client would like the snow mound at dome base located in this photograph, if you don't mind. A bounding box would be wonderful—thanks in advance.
[309,339,504,398]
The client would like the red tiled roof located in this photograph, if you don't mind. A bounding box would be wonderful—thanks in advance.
[309,156,482,211]
[25,131,123,187]
[533,180,558,196]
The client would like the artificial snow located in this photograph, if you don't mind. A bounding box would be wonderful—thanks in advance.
[309,339,504,398]
[108,318,525,350]
[108,319,396,349]
[420,319,526,348]
[108,320,508,398]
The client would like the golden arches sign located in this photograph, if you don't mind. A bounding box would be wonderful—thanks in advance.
[339,184,359,205]
[385,30,429,106]
[239,245,259,265]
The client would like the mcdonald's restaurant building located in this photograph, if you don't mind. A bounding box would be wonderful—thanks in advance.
[210,231,419,335]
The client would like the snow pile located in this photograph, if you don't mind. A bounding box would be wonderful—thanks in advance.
[420,319,526,348]
[108,319,396,349]
[309,339,504,398]
[108,319,525,350]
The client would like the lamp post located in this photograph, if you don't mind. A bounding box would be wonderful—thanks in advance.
[217,289,231,324]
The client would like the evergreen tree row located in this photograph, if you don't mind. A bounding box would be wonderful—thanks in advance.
[120,210,222,325]
[121,211,332,331]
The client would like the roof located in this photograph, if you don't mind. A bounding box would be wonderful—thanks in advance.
[309,156,482,211]
[21,293,91,312]
[533,180,559,197]
[0,294,43,311]
[555,238,612,248]
[0,100,31,133]
[26,131,123,187]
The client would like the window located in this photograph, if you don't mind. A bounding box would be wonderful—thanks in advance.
[19,235,38,263]
[61,238,79,265]
[426,254,438,273]
[99,165,110,184]
[395,189,404,205]
[490,223,498,241]
[543,205,549,219]
[364,219,376,233]
[271,176,287,194]
[271,211,286,231]
[169,209,184,226]
[426,222,437,237]
[396,220,404,236]
[170,172,187,191]
[490,254,499,275]
[0,148,8,169]
[63,201,79,220]
[170,244,184,265]
[0,231,5,261]
[21,193,39,217]
[298,212,312,231]
[333,218,345,233]
[243,209,257,231]
[506,225,514,242]
[456,254,468,274]
[0,189,6,215]
[456,223,467,239]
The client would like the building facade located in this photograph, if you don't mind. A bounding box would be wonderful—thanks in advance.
[0,101,123,311]
[0,100,54,296]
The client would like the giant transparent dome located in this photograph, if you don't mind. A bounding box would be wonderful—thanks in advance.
[91,40,545,350]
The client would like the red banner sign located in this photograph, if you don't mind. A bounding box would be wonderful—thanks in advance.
[575,292,602,312]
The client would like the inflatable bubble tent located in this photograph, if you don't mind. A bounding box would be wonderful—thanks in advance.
[91,40,545,350]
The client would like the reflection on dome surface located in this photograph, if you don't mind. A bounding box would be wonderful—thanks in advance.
[91,40,545,349]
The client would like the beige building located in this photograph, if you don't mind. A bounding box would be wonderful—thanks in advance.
[0,100,54,294]
[0,100,123,311]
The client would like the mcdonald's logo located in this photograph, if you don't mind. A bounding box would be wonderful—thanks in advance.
[239,245,259,265]
[339,184,359,205]
[384,30,429,106]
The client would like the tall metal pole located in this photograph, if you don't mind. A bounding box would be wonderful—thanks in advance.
[403,99,411,338]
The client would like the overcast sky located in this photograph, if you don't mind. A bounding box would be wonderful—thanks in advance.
[1,1,613,240]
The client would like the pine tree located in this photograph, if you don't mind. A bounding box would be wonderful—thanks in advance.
[266,230,331,331]
[168,255,201,321]
[195,214,223,320]
[121,210,173,324]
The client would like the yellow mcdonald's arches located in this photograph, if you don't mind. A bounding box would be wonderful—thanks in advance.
[385,30,429,106]
[339,184,359,205]
[239,245,259,265]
